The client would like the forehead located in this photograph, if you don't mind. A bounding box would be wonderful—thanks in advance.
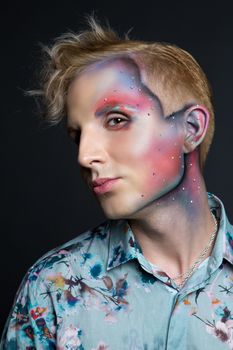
[67,56,163,115]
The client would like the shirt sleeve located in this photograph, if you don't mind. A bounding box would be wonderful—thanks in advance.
[0,265,57,350]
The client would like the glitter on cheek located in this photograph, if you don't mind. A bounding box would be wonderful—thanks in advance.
[139,133,184,196]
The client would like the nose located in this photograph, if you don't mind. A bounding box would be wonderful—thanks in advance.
[77,128,107,169]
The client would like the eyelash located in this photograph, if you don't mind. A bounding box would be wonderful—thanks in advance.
[106,113,129,128]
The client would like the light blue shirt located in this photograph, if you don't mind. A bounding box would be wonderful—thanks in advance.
[1,192,233,349]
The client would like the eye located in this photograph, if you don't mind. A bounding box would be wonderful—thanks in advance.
[106,113,129,129]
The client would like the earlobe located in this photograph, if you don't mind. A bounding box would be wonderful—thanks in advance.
[183,105,209,154]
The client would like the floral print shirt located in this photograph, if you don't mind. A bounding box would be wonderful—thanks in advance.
[1,192,233,350]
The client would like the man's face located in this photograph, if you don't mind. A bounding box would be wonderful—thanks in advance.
[67,57,185,219]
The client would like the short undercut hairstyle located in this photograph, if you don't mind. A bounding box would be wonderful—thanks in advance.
[31,16,215,171]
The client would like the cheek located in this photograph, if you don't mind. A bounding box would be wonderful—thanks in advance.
[107,122,184,192]
[137,133,184,192]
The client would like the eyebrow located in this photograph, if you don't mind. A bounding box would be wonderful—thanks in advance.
[94,93,150,115]
[95,101,138,117]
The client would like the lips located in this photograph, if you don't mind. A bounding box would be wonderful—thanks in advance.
[92,178,118,188]
[91,178,120,195]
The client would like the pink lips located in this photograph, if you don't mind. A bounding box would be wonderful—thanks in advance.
[92,178,120,194]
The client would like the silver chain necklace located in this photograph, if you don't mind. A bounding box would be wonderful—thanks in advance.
[172,212,218,289]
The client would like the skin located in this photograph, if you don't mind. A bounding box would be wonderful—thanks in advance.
[66,57,216,286]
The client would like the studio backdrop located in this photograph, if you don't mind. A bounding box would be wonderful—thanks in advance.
[1,0,233,333]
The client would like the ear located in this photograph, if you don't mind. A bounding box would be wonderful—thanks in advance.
[183,105,210,154]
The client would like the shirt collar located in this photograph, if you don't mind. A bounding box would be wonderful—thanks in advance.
[106,219,142,270]
[208,192,233,266]
[106,192,233,271]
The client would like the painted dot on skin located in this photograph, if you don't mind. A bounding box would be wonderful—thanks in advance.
[152,172,156,176]
[141,194,144,197]
[158,148,161,151]
[147,113,150,116]
[113,89,117,92]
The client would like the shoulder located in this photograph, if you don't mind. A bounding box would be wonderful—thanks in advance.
[25,219,111,286]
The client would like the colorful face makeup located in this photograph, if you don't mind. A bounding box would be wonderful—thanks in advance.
[67,57,186,219]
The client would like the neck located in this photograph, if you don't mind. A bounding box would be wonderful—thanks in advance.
[127,150,216,279]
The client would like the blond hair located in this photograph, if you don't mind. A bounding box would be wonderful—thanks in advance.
[31,16,214,170]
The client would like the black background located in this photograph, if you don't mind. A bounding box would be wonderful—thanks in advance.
[1,0,233,333]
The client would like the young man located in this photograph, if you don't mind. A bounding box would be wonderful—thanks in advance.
[1,18,233,350]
